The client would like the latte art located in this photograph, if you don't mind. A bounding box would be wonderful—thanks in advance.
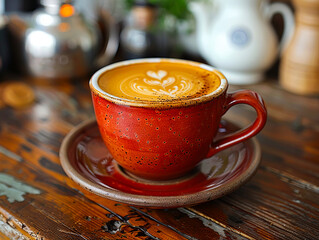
[98,61,221,102]
[121,70,195,99]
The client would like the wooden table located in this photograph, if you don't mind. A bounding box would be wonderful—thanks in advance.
[0,73,318,240]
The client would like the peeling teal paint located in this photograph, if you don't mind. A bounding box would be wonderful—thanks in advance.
[0,173,41,203]
[0,146,23,162]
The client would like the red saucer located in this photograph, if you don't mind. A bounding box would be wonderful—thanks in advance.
[60,118,261,208]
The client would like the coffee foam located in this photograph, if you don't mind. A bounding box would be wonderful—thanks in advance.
[90,59,227,108]
[98,61,221,101]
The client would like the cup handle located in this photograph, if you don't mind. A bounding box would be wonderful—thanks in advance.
[206,90,267,158]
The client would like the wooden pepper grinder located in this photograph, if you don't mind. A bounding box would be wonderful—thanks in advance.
[280,0,319,95]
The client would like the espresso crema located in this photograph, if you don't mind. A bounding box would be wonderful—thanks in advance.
[97,61,222,102]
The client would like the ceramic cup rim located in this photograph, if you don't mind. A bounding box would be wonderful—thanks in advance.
[89,58,228,108]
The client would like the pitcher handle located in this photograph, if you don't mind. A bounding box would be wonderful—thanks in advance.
[95,9,119,68]
[267,2,295,55]
[206,90,267,158]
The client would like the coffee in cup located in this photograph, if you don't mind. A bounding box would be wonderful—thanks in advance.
[97,60,221,103]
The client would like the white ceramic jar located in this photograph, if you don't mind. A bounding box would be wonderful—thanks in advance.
[190,0,294,84]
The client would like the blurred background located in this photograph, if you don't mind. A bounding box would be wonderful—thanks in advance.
[0,0,318,95]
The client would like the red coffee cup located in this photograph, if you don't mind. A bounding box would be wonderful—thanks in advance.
[90,59,267,181]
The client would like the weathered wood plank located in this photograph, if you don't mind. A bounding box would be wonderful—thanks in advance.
[0,138,190,239]
[0,155,163,239]
[132,207,251,240]
[65,178,249,240]
[0,218,27,240]
[0,124,192,239]
[190,167,319,240]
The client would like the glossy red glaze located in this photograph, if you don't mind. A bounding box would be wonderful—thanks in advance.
[91,89,266,180]
[60,119,261,208]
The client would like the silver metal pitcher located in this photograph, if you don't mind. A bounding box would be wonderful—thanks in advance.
[17,0,119,79]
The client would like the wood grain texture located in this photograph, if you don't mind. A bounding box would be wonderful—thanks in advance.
[0,218,28,240]
[0,74,318,240]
